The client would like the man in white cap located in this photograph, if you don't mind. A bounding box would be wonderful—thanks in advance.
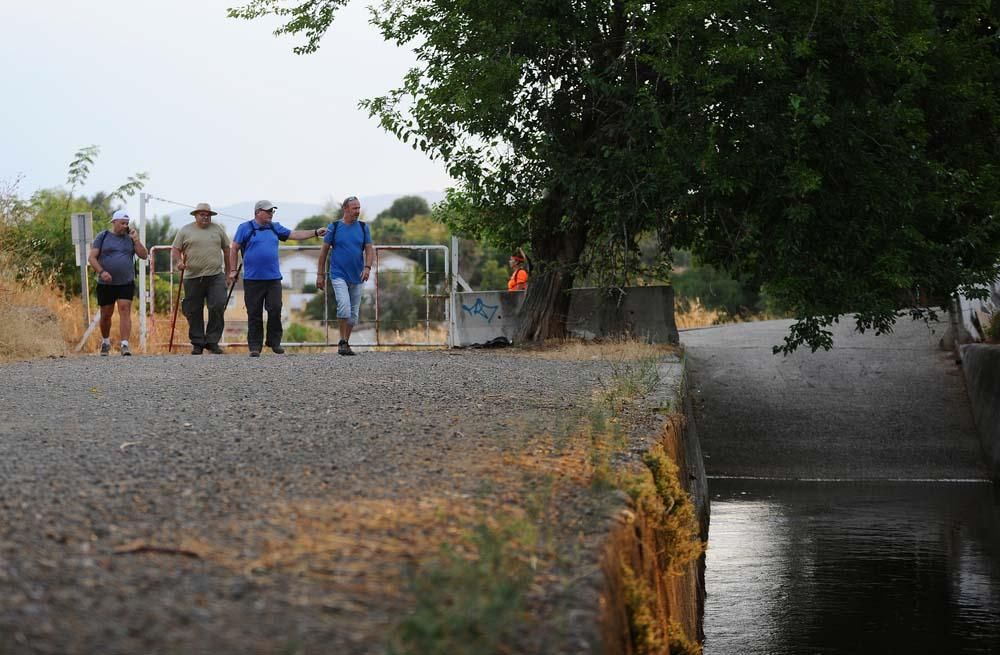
[229,200,326,357]
[171,203,232,354]
[87,209,149,356]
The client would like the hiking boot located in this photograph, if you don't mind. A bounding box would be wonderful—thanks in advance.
[191,345,204,355]
[249,350,261,358]
[120,344,132,356]
[270,345,286,354]
[100,342,111,357]
[206,344,223,355]
[337,340,355,356]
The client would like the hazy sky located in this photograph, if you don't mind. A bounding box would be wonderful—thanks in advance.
[1,0,453,217]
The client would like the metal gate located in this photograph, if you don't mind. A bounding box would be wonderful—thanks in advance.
[145,243,451,350]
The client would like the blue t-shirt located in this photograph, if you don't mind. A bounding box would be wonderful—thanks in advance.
[92,230,136,285]
[234,220,291,281]
[324,220,371,285]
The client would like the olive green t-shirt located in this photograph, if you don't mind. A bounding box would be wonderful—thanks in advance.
[172,222,230,278]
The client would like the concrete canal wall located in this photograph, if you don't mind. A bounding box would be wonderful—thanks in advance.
[599,357,709,653]
[961,344,1000,481]
[454,286,680,347]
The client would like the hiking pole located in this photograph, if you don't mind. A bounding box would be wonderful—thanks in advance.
[224,261,242,307]
[168,268,185,352]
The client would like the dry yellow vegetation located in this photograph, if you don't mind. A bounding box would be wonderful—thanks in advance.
[0,265,74,362]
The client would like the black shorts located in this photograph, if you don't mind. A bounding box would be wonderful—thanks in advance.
[96,282,136,306]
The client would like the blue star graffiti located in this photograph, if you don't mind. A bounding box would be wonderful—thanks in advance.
[462,297,499,323]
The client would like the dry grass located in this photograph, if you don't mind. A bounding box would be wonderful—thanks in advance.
[0,251,193,359]
[0,266,74,361]
[673,298,727,329]
[370,324,450,350]
[522,337,677,361]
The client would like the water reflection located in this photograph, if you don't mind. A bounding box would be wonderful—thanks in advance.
[704,480,1000,655]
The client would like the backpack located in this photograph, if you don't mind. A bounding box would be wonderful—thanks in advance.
[236,220,285,253]
[94,229,139,279]
[326,220,369,253]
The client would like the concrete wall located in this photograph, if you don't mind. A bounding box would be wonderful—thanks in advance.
[453,285,679,347]
[960,344,1000,481]
[454,290,526,346]
[958,282,1000,342]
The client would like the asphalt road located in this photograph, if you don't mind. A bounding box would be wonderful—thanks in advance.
[0,350,612,654]
[682,318,988,480]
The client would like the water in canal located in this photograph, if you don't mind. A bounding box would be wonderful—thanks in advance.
[704,479,1000,654]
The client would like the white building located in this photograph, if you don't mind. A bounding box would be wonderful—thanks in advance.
[277,247,420,292]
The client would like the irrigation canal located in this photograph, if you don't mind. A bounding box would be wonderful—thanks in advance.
[683,319,1000,654]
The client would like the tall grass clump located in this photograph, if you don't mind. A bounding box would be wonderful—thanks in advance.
[389,516,537,655]
[0,255,72,361]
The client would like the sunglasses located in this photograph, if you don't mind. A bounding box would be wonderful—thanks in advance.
[260,208,275,213]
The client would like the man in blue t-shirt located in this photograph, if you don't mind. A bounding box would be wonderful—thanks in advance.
[229,200,327,357]
[316,196,374,356]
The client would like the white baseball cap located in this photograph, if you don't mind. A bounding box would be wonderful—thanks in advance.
[112,209,130,221]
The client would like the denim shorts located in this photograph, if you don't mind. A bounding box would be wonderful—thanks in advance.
[330,278,362,326]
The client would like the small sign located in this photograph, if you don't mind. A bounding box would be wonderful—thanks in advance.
[70,212,94,245]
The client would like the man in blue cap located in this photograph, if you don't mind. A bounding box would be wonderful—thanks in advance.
[229,200,326,357]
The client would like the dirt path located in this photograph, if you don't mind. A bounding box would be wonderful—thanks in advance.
[0,350,617,654]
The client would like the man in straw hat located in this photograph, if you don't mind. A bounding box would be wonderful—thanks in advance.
[89,209,148,356]
[171,203,232,354]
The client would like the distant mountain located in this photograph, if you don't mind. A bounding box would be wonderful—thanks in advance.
[161,191,446,236]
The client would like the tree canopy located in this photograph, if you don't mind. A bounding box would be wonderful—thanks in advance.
[230,1,1000,351]
[295,215,332,232]
[1,146,147,294]
[376,195,430,222]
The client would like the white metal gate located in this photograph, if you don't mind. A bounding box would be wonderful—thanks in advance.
[145,243,451,350]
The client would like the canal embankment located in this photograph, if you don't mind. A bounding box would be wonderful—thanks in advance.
[682,318,999,655]
[595,356,709,655]
[960,344,1000,482]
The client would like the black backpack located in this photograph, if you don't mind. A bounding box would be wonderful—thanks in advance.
[326,220,370,252]
[95,230,139,279]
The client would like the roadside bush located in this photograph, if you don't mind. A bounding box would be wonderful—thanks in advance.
[0,255,70,360]
[987,311,1000,342]
[671,265,768,320]
[285,322,324,343]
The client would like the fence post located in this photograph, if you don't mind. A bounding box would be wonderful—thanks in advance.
[139,192,148,352]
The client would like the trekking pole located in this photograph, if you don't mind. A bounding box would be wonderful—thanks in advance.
[224,261,243,307]
[168,268,185,352]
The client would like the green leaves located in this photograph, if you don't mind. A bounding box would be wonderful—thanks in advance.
[230,0,1000,351]
[66,145,99,193]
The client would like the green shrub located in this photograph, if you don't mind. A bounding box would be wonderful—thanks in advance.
[389,517,535,655]
[671,264,765,320]
[285,322,323,343]
[987,311,1000,341]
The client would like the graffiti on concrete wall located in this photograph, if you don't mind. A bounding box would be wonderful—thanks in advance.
[462,297,499,323]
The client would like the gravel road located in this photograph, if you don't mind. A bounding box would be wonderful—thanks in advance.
[0,350,615,654]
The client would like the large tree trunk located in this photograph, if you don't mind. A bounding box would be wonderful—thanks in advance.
[515,219,588,342]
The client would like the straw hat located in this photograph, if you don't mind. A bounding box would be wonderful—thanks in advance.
[190,203,218,216]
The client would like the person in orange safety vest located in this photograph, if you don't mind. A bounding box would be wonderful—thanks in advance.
[507,253,528,291]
